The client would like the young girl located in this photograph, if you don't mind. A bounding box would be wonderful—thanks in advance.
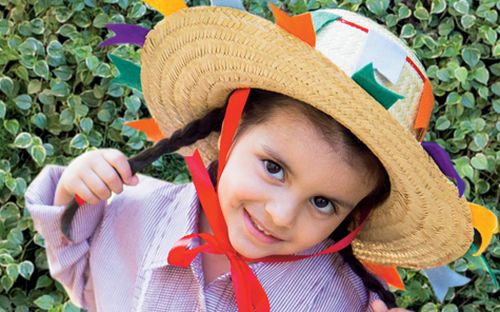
[24,2,473,312]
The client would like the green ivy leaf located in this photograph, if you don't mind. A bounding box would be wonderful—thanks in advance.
[124,95,141,113]
[461,15,476,29]
[4,119,20,136]
[401,24,416,38]
[414,7,430,20]
[59,108,75,125]
[454,67,468,82]
[435,116,451,130]
[47,40,64,59]
[1,275,14,292]
[129,2,147,18]
[461,47,480,67]
[471,153,488,170]
[472,67,489,84]
[35,275,53,289]
[398,5,411,19]
[430,0,446,14]
[85,55,99,71]
[54,65,73,81]
[14,94,32,110]
[30,18,45,35]
[80,117,93,133]
[29,144,47,166]
[53,7,73,23]
[34,59,50,80]
[473,133,489,150]
[95,63,112,78]
[453,0,469,14]
[28,80,42,94]
[57,24,77,38]
[34,294,55,310]
[12,177,26,196]
[93,12,109,28]
[6,263,19,281]
[70,133,89,149]
[14,132,33,148]
[365,0,389,16]
[50,80,70,97]
[0,76,15,97]
[18,261,34,280]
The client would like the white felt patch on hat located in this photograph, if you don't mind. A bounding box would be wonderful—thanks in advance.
[355,29,407,84]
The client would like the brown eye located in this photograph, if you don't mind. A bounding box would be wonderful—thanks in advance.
[263,160,284,180]
[311,196,336,214]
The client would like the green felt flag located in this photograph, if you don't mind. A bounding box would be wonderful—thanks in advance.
[108,54,142,92]
[352,63,404,109]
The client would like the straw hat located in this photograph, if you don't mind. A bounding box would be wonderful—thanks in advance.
[139,5,473,269]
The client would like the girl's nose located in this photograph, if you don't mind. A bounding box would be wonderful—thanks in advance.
[264,194,301,229]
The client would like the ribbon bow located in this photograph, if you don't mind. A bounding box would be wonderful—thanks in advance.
[166,88,371,312]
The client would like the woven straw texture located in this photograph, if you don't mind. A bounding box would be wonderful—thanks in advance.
[140,6,473,269]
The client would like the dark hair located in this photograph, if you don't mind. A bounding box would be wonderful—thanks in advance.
[128,88,396,308]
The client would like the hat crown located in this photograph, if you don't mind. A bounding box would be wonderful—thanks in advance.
[310,9,429,138]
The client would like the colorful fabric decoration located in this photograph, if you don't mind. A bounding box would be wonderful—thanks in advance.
[108,54,142,92]
[362,261,405,290]
[414,79,434,142]
[99,24,150,48]
[469,203,499,256]
[355,29,406,84]
[210,0,245,10]
[124,118,164,142]
[421,142,465,197]
[351,63,405,109]
[270,3,316,47]
[143,0,187,16]
[310,11,341,33]
[423,266,470,302]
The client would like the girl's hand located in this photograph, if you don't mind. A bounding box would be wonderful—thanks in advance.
[54,148,139,206]
[371,300,412,312]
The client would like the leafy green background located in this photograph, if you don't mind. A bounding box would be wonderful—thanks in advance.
[0,0,498,311]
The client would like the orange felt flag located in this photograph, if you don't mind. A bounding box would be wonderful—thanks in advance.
[124,118,164,142]
[143,0,187,16]
[470,202,499,256]
[362,261,405,290]
[269,3,316,47]
[414,79,434,142]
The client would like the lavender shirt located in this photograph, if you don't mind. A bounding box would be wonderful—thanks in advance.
[25,165,381,312]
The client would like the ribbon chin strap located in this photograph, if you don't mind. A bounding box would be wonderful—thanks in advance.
[167,88,370,312]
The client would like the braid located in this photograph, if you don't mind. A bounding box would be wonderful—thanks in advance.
[127,106,227,174]
[331,218,397,309]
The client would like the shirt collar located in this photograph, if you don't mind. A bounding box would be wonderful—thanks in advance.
[143,182,200,270]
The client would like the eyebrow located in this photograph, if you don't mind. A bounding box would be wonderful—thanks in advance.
[261,144,356,211]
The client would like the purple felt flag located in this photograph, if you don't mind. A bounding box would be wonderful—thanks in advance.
[421,142,465,197]
[99,24,150,48]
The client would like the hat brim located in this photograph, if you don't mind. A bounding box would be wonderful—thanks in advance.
[140,6,473,269]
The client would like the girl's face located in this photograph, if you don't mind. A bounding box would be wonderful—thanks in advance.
[217,108,378,259]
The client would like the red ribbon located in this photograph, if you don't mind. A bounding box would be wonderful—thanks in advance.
[167,88,371,312]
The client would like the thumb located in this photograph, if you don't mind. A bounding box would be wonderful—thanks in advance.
[370,299,388,312]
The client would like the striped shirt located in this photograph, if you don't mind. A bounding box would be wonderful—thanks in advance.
[25,165,381,312]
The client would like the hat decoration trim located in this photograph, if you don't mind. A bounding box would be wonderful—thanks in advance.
[351,63,405,109]
[93,0,499,303]
[98,24,150,47]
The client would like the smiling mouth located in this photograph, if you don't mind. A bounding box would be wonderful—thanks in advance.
[245,209,284,241]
